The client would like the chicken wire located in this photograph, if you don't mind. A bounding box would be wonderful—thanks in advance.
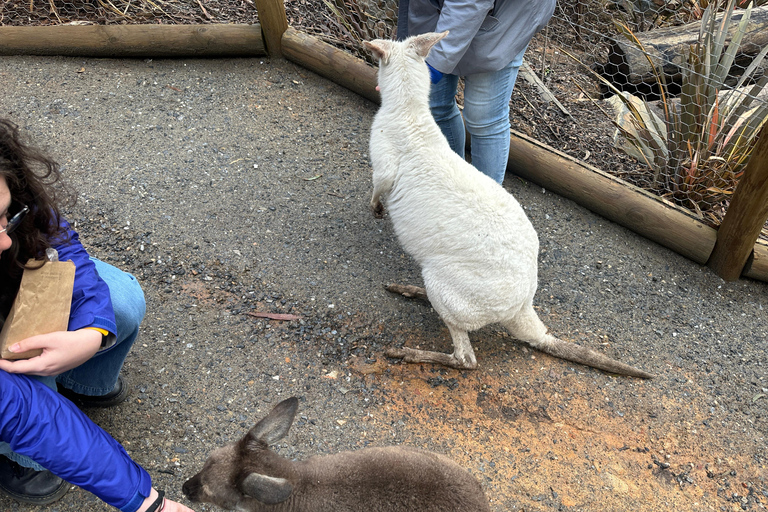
[544,0,768,232]
[2,0,766,236]
[309,0,768,236]
[0,0,258,25]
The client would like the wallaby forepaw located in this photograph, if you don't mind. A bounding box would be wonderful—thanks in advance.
[371,201,385,219]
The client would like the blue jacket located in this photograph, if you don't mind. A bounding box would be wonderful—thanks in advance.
[55,219,118,348]
[0,371,152,511]
[0,218,142,509]
[398,0,556,75]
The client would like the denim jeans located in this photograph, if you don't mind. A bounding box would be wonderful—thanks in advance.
[428,47,527,184]
[0,258,145,470]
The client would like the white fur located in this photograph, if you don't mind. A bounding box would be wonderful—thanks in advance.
[365,33,652,378]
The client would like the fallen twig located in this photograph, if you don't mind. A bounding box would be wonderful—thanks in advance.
[244,311,302,321]
[519,60,572,119]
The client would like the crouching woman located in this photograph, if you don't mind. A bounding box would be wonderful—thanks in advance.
[0,118,192,511]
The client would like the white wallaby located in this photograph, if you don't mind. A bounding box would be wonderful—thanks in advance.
[182,397,491,511]
[364,32,652,379]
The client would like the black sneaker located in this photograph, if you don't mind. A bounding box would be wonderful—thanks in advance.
[0,456,68,505]
[58,375,129,408]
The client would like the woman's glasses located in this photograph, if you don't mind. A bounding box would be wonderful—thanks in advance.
[0,206,29,235]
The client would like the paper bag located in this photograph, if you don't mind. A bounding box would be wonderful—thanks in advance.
[0,259,75,360]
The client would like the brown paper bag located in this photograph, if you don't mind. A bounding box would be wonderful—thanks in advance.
[0,259,75,360]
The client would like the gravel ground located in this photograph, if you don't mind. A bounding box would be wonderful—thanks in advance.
[0,55,766,511]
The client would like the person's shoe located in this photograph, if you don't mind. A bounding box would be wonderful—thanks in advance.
[58,375,129,408]
[0,456,68,505]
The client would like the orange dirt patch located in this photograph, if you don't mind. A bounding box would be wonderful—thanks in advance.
[350,346,767,512]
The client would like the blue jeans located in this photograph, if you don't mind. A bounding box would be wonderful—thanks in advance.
[0,259,145,470]
[429,47,526,184]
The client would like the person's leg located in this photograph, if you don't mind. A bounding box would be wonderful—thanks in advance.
[462,47,526,183]
[428,73,465,158]
[0,449,47,472]
[0,376,61,500]
[56,259,145,396]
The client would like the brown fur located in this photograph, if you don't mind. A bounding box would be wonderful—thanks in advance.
[182,397,490,511]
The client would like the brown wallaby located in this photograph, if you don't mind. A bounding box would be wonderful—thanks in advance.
[182,397,491,511]
[364,32,653,378]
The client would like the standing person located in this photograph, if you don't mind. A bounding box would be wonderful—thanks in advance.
[0,118,193,511]
[397,0,556,184]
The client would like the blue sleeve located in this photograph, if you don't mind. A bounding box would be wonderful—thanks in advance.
[53,219,117,337]
[0,371,152,511]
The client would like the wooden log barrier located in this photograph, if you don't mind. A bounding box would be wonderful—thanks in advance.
[506,129,718,265]
[0,23,764,282]
[0,24,265,58]
[281,27,379,104]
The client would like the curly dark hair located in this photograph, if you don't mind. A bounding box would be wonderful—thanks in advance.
[0,118,75,318]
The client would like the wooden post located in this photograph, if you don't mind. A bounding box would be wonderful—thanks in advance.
[254,0,288,58]
[707,126,768,281]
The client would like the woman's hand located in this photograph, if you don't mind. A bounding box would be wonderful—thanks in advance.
[157,498,195,512]
[0,328,102,376]
[137,488,196,512]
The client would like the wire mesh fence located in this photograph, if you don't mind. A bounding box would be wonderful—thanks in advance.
[537,0,768,235]
[0,0,256,25]
[2,0,766,239]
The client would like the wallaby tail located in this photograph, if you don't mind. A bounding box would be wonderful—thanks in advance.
[529,334,654,379]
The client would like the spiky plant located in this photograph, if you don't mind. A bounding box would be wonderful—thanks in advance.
[589,0,768,222]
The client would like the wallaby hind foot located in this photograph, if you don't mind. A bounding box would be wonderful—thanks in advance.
[387,319,478,369]
[386,347,478,370]
[386,283,428,301]
[385,281,653,378]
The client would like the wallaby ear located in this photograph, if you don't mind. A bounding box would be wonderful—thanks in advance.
[241,473,293,504]
[248,397,299,445]
[410,31,449,58]
[363,39,392,64]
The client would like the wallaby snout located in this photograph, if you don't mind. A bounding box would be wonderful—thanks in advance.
[181,474,201,501]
